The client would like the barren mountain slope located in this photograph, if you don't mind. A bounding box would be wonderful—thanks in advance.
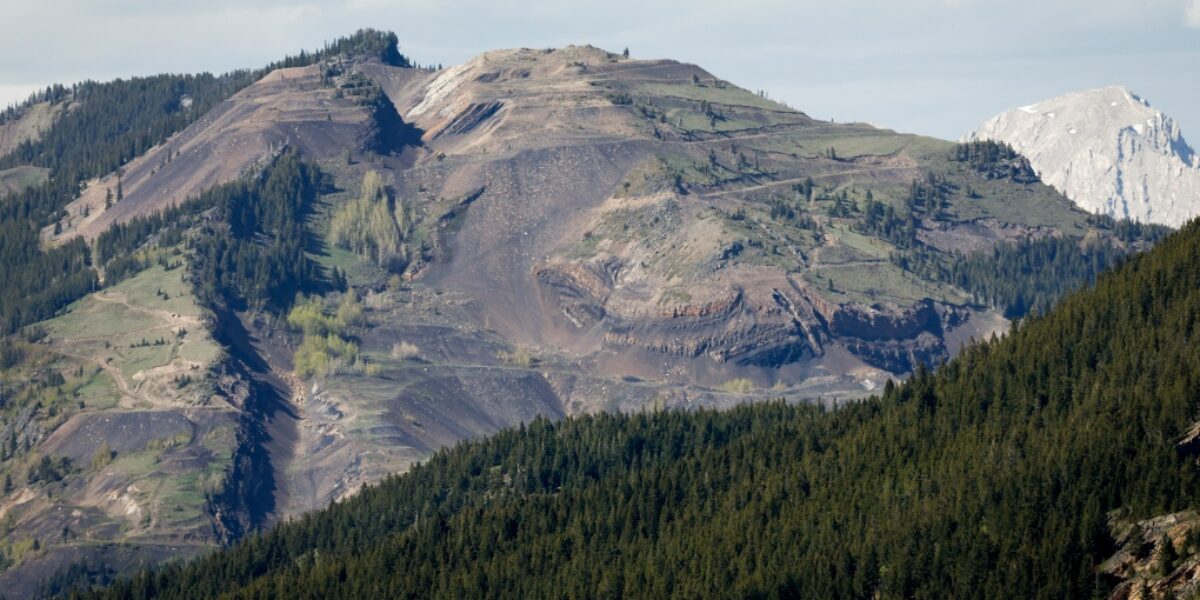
[202,48,1135,528]
[0,41,1163,596]
[0,100,66,158]
[28,45,1135,503]
[51,61,418,242]
[344,46,1095,390]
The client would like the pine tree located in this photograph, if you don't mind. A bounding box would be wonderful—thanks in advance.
[1158,534,1179,575]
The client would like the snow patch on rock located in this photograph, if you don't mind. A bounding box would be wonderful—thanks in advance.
[966,86,1200,227]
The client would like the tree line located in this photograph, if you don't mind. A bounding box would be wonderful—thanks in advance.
[65,218,1200,598]
[94,149,330,313]
[0,29,409,335]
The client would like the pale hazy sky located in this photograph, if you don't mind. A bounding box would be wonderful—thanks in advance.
[1,0,1198,141]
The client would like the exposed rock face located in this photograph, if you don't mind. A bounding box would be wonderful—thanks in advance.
[535,258,966,375]
[337,45,1102,393]
[830,299,948,341]
[7,41,1134,595]
[830,300,967,373]
[967,86,1200,226]
[1102,510,1200,600]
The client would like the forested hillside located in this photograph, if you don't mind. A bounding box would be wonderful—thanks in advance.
[70,218,1200,598]
[0,34,395,595]
[0,30,1192,598]
[95,147,330,312]
[909,216,1168,318]
[0,29,402,334]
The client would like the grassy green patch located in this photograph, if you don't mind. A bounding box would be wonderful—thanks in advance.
[805,261,964,306]
[110,449,159,477]
[0,166,50,196]
[47,299,152,341]
[116,262,201,318]
[118,345,174,382]
[635,82,792,112]
[177,335,220,364]
[717,378,756,394]
[152,471,211,530]
[73,368,121,410]
[665,108,763,133]
[825,224,894,261]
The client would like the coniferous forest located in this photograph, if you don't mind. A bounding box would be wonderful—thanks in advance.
[0,29,397,334]
[902,229,1166,318]
[94,148,329,313]
[0,27,1194,600]
[68,218,1200,599]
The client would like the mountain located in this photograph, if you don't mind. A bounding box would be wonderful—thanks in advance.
[71,216,1200,600]
[967,86,1200,226]
[0,32,1169,595]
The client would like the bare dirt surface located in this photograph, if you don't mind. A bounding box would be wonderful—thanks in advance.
[0,44,1117,596]
[0,264,240,596]
[0,100,65,157]
[51,63,402,242]
[350,46,1029,392]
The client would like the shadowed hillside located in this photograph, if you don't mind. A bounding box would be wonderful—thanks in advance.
[70,217,1200,599]
[0,31,1175,597]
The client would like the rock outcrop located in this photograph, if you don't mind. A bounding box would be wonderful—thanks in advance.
[1102,511,1200,600]
[967,86,1200,226]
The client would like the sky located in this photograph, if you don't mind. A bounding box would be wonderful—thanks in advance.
[1,0,1197,141]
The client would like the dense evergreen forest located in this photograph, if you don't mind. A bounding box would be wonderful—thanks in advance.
[883,140,1172,318]
[0,29,403,334]
[0,228,95,335]
[896,223,1168,318]
[93,149,330,312]
[189,149,330,311]
[67,219,1200,598]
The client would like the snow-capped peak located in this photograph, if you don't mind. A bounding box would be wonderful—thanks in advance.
[965,86,1200,226]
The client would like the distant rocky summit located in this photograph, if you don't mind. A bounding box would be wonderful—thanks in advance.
[967,86,1200,227]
